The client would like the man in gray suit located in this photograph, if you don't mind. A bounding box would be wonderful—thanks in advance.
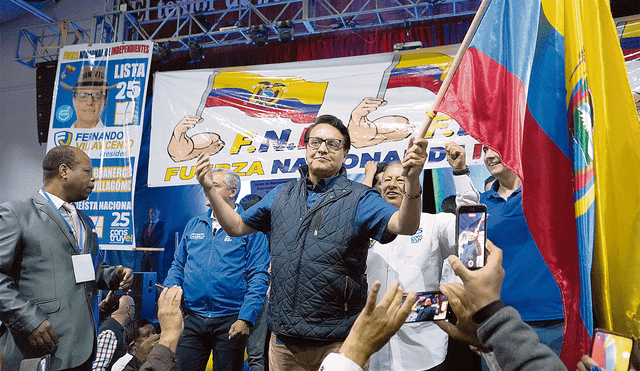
[0,145,133,371]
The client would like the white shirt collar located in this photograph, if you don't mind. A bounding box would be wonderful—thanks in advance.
[40,189,66,210]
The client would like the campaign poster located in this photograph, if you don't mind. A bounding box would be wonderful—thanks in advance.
[46,41,153,249]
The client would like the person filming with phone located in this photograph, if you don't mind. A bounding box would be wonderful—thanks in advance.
[436,240,567,371]
[364,143,479,371]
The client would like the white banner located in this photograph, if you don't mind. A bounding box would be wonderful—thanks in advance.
[149,45,486,187]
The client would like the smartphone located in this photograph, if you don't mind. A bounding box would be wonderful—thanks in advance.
[37,355,51,371]
[456,204,487,269]
[402,291,453,322]
[591,328,634,371]
[19,354,51,371]
[155,283,167,298]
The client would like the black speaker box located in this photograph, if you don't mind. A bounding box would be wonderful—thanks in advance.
[129,272,157,321]
[36,61,57,144]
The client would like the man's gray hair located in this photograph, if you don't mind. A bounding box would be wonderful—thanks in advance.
[212,168,240,197]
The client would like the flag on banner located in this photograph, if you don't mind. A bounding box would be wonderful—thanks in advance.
[618,17,640,61]
[204,72,328,124]
[434,0,640,366]
[387,53,453,93]
[63,64,76,75]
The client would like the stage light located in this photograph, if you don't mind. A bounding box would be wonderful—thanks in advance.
[250,24,267,47]
[189,41,204,63]
[193,12,213,33]
[277,20,293,43]
[157,43,173,64]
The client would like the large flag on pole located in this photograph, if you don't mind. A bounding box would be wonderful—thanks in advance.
[591,8,640,340]
[437,0,640,367]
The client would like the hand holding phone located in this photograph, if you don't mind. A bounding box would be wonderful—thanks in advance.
[456,204,487,269]
[591,328,634,371]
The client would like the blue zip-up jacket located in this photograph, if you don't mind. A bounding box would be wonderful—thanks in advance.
[164,206,270,324]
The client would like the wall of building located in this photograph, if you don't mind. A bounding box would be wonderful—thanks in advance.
[0,0,106,203]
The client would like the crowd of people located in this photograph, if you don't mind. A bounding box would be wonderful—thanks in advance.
[0,115,630,371]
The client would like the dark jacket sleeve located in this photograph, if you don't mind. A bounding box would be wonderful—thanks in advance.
[95,261,120,291]
[476,304,567,371]
[139,344,176,371]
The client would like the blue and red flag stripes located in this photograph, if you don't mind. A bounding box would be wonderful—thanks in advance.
[437,0,592,367]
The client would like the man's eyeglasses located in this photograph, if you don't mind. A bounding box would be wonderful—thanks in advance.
[74,92,106,102]
[306,137,344,151]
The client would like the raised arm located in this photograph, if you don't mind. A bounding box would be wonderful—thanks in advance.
[167,116,225,162]
[445,142,480,206]
[385,137,428,235]
[195,154,256,237]
[361,160,378,188]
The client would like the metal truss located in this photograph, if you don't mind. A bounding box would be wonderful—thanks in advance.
[15,18,94,68]
[16,0,480,68]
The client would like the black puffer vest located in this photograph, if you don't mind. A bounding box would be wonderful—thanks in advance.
[267,166,371,340]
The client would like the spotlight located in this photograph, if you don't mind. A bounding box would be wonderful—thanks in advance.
[189,41,204,63]
[157,43,173,64]
[277,20,294,43]
[250,24,267,47]
[194,12,213,32]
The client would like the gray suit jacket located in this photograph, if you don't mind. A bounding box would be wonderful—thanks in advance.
[0,193,121,370]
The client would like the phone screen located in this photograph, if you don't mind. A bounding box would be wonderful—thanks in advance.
[457,207,487,269]
[402,292,450,322]
[591,329,634,371]
[37,354,51,371]
[38,356,50,371]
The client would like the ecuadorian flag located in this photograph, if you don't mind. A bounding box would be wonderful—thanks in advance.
[387,53,453,93]
[204,72,328,124]
[437,0,640,368]
[618,17,640,61]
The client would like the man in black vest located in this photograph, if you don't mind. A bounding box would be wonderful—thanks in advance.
[92,295,136,371]
[196,115,427,371]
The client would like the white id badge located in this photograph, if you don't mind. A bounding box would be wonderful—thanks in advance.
[72,254,95,283]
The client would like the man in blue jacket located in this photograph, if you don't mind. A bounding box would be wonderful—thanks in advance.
[164,168,270,371]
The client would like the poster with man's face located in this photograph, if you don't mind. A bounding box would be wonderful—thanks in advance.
[46,42,153,250]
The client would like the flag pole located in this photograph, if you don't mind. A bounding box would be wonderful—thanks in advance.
[416,0,493,139]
